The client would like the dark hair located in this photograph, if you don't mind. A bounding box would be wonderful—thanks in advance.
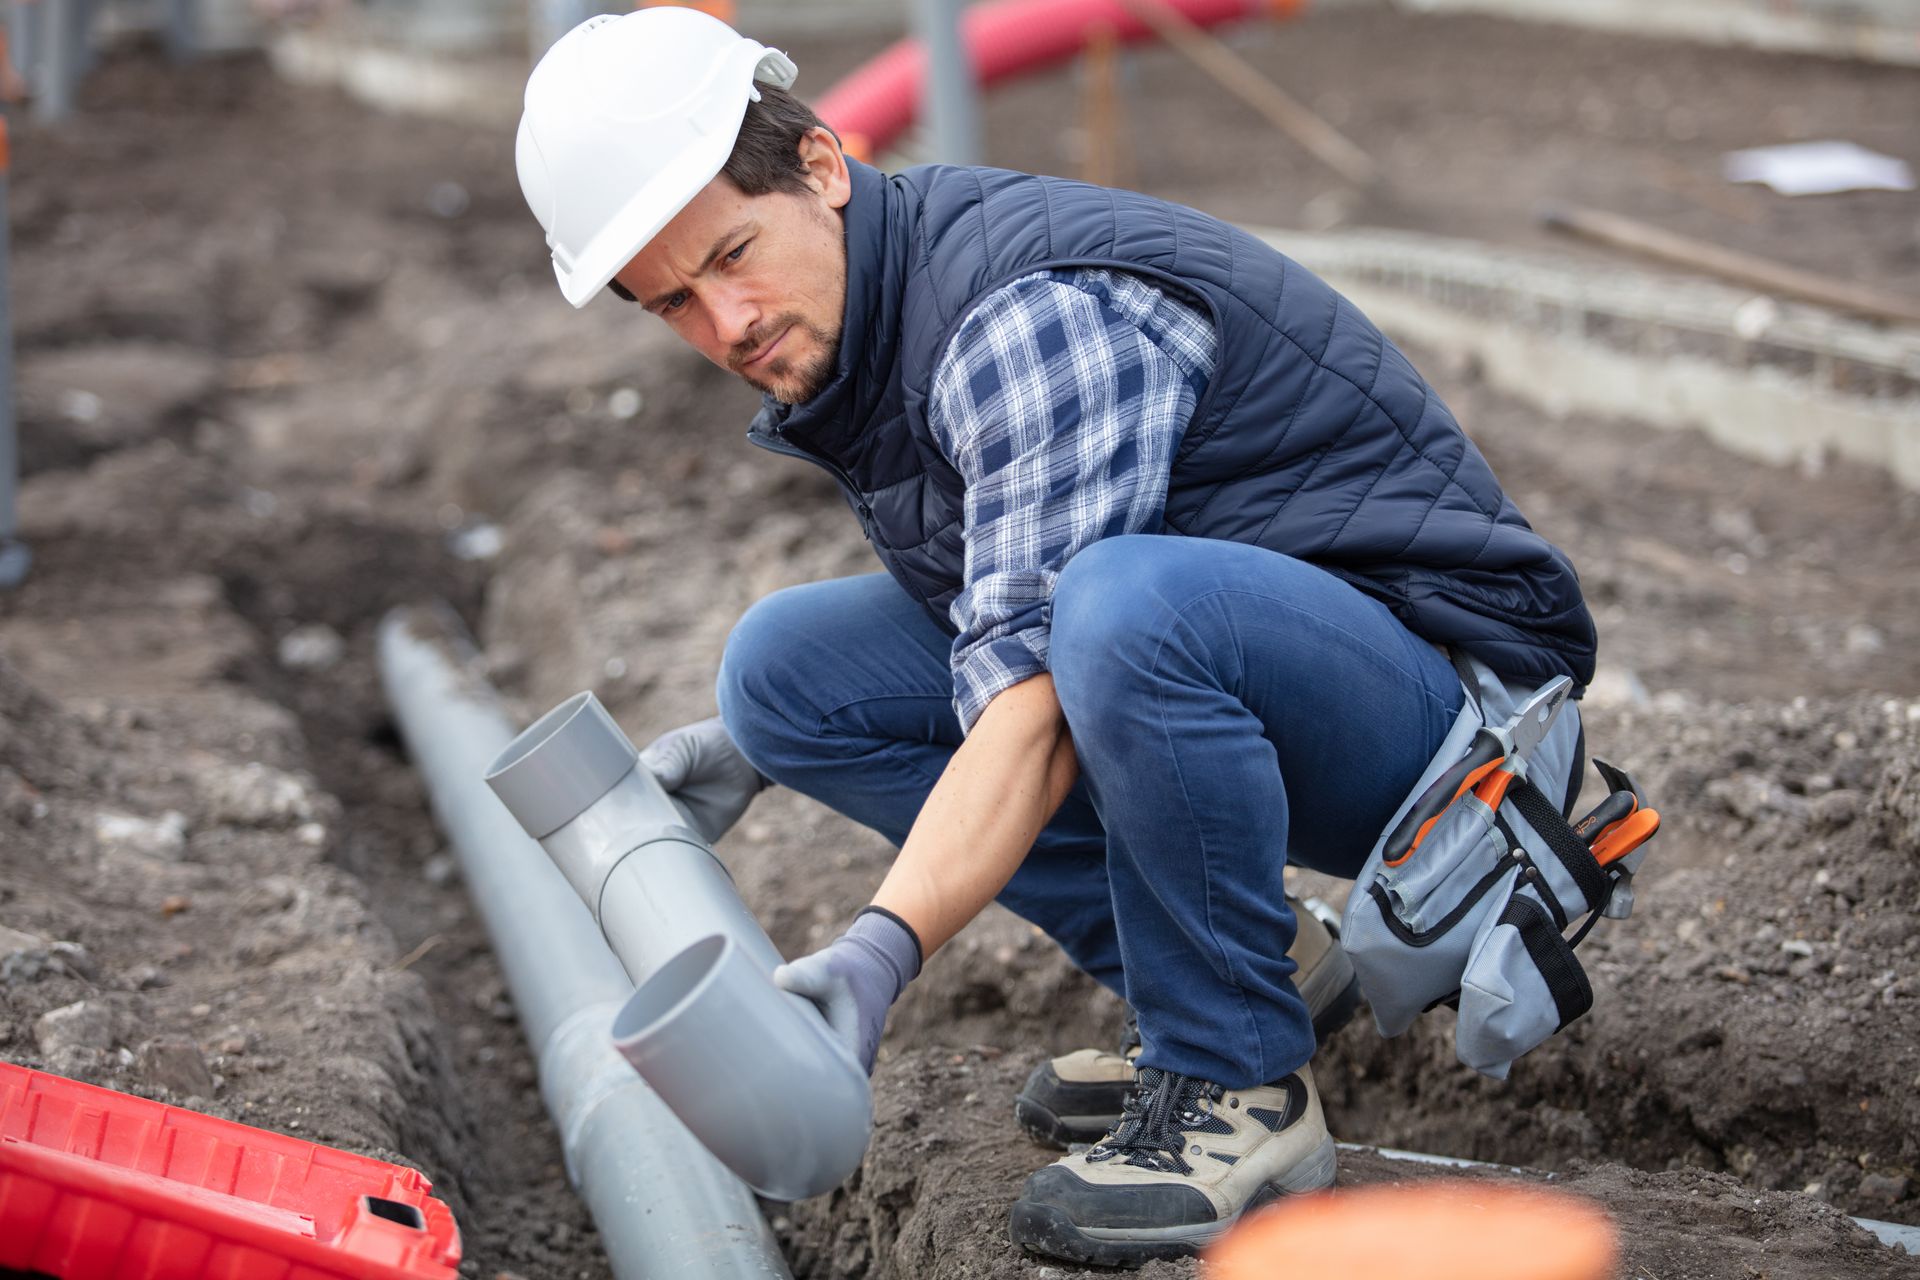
[723,84,833,197]
[607,84,833,303]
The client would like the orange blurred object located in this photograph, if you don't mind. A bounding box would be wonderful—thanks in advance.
[1208,1180,1619,1280]
[638,0,737,23]
[839,131,874,165]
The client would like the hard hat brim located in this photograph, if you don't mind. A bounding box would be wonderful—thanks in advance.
[552,88,749,309]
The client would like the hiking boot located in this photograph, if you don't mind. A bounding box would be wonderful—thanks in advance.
[1008,1064,1338,1268]
[1013,900,1360,1148]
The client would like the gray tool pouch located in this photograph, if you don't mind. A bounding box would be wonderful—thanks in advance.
[1456,886,1593,1075]
[1341,655,1652,1080]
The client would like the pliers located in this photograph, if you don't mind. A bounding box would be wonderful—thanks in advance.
[1384,676,1574,867]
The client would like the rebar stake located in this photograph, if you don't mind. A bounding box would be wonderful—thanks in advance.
[0,119,28,589]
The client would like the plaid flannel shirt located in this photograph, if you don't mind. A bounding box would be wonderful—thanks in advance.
[928,268,1218,733]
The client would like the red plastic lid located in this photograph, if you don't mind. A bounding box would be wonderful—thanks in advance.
[0,1062,461,1280]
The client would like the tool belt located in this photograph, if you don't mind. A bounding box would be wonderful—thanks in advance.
[1340,654,1659,1080]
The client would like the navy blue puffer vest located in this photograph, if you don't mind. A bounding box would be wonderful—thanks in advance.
[748,161,1596,686]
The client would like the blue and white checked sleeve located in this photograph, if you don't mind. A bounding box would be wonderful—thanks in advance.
[928,269,1217,733]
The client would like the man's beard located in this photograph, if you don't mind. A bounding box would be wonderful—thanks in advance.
[728,312,841,405]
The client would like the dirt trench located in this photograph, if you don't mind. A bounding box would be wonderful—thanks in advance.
[0,453,612,1277]
[0,51,615,1277]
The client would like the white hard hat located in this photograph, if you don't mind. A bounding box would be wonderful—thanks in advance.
[516,9,799,309]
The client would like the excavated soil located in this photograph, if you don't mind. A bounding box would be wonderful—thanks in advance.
[2,12,1917,1280]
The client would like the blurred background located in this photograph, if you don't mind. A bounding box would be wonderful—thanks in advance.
[0,2,1915,1278]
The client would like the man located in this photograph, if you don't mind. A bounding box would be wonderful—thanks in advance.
[516,8,1595,1267]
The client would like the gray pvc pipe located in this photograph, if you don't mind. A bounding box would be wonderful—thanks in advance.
[377,606,792,1280]
[610,933,870,1202]
[485,692,873,1201]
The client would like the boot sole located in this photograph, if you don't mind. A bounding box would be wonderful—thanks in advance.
[1013,1096,1113,1149]
[1008,1135,1338,1268]
[1013,965,1364,1152]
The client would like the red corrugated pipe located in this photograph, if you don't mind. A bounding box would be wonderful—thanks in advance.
[815,0,1300,158]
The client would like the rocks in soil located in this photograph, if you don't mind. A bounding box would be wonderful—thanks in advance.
[278,623,346,671]
[93,809,189,858]
[35,1000,119,1057]
[126,963,169,991]
[0,926,95,984]
[1859,1173,1911,1205]
[198,761,321,828]
[136,1035,217,1099]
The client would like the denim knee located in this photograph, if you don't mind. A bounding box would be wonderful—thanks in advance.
[715,584,819,781]
[1051,535,1179,724]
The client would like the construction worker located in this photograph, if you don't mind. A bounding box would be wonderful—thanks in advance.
[516,9,1595,1267]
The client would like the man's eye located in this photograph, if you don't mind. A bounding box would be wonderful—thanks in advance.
[726,241,749,263]
[662,292,688,312]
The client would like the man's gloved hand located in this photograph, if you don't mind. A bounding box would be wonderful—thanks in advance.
[637,716,770,845]
[774,908,923,1075]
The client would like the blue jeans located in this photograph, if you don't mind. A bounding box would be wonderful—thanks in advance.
[717,535,1463,1089]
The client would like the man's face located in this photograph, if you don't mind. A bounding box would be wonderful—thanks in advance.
[614,129,851,405]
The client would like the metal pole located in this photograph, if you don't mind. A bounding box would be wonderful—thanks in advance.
[911,0,981,164]
[528,0,604,60]
[165,0,196,62]
[0,121,28,590]
[67,0,89,77]
[378,606,791,1280]
[7,0,34,84]
[33,0,72,123]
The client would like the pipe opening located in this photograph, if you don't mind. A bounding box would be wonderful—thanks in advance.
[483,691,640,840]
[486,691,596,777]
[611,933,730,1045]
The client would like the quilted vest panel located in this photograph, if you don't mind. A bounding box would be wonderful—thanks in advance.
[748,162,1596,687]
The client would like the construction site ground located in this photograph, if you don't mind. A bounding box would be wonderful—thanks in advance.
[1,8,1917,1277]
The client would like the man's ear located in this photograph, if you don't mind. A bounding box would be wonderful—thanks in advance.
[796,126,853,211]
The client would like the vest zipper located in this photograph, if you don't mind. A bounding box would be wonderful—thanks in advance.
[747,430,875,530]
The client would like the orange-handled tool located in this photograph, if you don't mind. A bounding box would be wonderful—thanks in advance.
[1383,676,1573,867]
[1591,808,1659,867]
[1384,731,1509,866]
[1471,755,1526,812]
[1572,790,1638,845]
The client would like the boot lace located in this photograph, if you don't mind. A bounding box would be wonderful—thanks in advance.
[1085,1066,1226,1176]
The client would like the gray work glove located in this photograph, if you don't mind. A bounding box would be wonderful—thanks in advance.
[774,908,922,1075]
[637,716,770,845]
